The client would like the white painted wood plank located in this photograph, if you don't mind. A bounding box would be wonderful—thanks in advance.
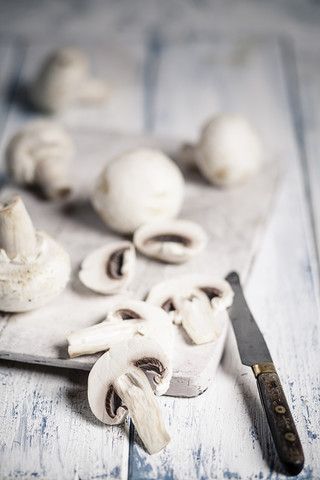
[127,39,320,479]
[0,130,281,397]
[293,40,320,281]
[0,360,129,480]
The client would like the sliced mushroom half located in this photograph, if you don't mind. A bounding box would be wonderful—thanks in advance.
[67,300,174,360]
[146,274,234,344]
[88,335,172,454]
[133,219,208,264]
[79,241,135,294]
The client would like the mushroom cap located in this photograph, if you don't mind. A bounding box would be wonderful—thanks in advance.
[91,149,185,234]
[195,113,262,187]
[79,241,136,294]
[5,120,74,186]
[88,335,173,425]
[0,230,71,312]
[30,47,89,112]
[133,219,208,263]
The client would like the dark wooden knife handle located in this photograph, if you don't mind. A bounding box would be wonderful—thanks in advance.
[256,370,304,475]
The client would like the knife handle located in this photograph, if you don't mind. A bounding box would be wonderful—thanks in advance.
[254,364,304,475]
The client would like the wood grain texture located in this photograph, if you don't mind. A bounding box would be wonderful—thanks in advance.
[0,1,319,477]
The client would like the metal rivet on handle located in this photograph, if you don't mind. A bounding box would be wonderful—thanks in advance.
[275,405,286,414]
[285,432,296,442]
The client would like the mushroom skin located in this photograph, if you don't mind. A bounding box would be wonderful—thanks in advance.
[91,149,185,234]
[6,120,74,199]
[0,194,70,312]
[88,335,172,454]
[192,114,262,187]
[67,300,174,359]
[146,274,234,345]
[133,219,208,263]
[78,241,136,294]
[30,47,109,112]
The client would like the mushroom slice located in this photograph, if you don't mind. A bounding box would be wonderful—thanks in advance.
[67,300,174,360]
[0,193,70,312]
[146,274,234,344]
[133,220,207,264]
[79,241,135,294]
[88,335,172,454]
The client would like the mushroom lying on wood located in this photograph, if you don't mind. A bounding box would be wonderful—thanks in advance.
[182,113,262,187]
[79,241,136,294]
[133,219,207,263]
[147,274,234,344]
[0,193,70,312]
[30,47,109,112]
[88,335,172,454]
[67,300,174,359]
[6,120,74,199]
[91,149,185,234]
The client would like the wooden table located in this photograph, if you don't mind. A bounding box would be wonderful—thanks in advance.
[0,1,319,478]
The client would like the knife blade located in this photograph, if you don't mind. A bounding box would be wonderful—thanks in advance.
[225,271,304,475]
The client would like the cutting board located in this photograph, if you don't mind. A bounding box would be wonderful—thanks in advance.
[0,129,281,396]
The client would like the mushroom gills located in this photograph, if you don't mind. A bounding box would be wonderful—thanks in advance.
[133,219,207,264]
[79,241,136,294]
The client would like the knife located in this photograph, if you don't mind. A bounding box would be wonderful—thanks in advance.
[225,271,304,475]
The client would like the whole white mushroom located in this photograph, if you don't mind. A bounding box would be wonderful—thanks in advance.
[192,114,263,187]
[30,47,109,113]
[5,120,74,199]
[91,149,185,234]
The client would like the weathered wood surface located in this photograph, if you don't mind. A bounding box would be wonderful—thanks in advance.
[0,2,319,478]
[0,129,280,397]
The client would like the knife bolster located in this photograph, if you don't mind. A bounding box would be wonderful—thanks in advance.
[252,362,276,377]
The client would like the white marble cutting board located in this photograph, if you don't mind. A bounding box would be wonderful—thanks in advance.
[0,129,281,396]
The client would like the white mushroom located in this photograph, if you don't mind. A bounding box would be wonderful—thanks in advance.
[184,113,262,187]
[67,300,174,359]
[147,274,234,344]
[79,241,136,294]
[91,149,185,234]
[88,335,172,454]
[0,193,70,312]
[133,219,207,264]
[5,120,74,199]
[30,47,109,112]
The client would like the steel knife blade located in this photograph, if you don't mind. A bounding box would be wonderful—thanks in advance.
[226,271,304,476]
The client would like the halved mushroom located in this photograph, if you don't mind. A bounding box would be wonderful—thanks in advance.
[88,335,172,454]
[5,120,74,199]
[146,274,234,344]
[133,219,208,264]
[67,300,174,359]
[30,47,109,112]
[0,193,70,312]
[79,241,136,294]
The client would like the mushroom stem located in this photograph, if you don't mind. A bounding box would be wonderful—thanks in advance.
[114,366,170,455]
[0,194,37,259]
[77,79,109,104]
[35,158,71,199]
[178,292,221,345]
[67,320,143,358]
